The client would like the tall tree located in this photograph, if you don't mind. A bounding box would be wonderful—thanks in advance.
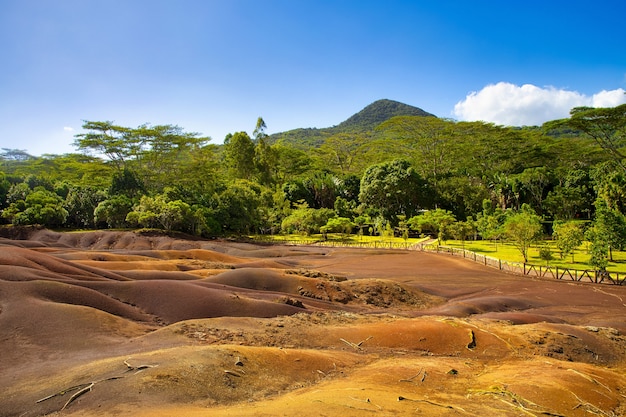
[503,204,543,263]
[253,118,277,185]
[591,198,626,261]
[377,116,455,196]
[408,208,456,242]
[552,221,584,262]
[315,132,369,175]
[73,121,133,169]
[559,104,626,171]
[359,159,430,223]
[223,132,256,180]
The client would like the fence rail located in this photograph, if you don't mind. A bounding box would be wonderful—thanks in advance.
[423,244,625,286]
[283,240,420,250]
[269,238,625,286]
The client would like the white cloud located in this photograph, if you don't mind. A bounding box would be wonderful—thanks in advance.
[453,82,626,126]
[63,126,74,132]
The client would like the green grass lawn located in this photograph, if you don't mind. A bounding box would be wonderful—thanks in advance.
[443,239,626,274]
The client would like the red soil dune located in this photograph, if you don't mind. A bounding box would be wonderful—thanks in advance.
[1,229,625,416]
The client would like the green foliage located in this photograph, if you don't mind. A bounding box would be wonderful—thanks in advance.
[125,194,195,232]
[94,195,134,229]
[552,221,584,261]
[448,220,474,247]
[407,208,456,242]
[320,217,354,239]
[359,159,429,221]
[64,186,108,228]
[587,198,626,262]
[503,205,543,263]
[281,207,335,235]
[475,201,509,245]
[3,187,68,227]
[538,245,554,265]
[223,131,256,180]
[562,104,626,170]
[3,102,625,240]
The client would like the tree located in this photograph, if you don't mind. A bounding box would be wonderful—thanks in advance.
[552,221,584,262]
[590,198,626,261]
[503,205,543,263]
[316,132,369,175]
[223,132,256,180]
[377,116,455,196]
[132,124,208,191]
[281,206,335,235]
[359,159,430,222]
[94,195,133,228]
[407,208,456,242]
[516,167,553,215]
[253,118,277,185]
[73,121,132,169]
[320,217,354,240]
[585,225,609,272]
[64,186,107,228]
[544,168,594,220]
[214,180,264,234]
[110,168,145,198]
[561,104,626,171]
[302,172,340,209]
[475,200,509,249]
[2,187,68,227]
[448,219,475,249]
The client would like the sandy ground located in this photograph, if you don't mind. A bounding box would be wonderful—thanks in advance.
[1,229,625,416]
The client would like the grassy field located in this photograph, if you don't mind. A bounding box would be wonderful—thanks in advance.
[251,233,626,275]
[442,239,626,274]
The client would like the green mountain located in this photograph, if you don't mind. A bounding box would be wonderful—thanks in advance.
[269,99,435,148]
[336,98,435,130]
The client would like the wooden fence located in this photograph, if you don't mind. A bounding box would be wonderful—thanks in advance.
[272,238,625,285]
[423,244,626,286]
[284,240,420,250]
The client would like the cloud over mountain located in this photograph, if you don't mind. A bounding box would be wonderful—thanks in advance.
[453,82,626,126]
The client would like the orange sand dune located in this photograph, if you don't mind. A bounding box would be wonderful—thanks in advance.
[1,229,625,417]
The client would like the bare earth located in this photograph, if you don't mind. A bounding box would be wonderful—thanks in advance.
[1,229,625,416]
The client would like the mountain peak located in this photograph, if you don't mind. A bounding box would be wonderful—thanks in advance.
[269,99,436,148]
[337,99,436,130]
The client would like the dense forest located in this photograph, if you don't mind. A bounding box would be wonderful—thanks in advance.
[2,99,626,268]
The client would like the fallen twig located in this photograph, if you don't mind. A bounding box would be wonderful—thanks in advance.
[224,369,244,377]
[61,382,94,411]
[36,358,158,412]
[340,336,373,351]
[399,369,422,383]
[567,369,612,392]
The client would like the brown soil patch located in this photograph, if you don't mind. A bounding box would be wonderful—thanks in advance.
[1,229,625,416]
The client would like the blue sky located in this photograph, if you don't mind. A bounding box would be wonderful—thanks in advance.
[1,0,625,156]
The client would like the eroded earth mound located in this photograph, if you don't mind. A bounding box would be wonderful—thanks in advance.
[1,229,625,416]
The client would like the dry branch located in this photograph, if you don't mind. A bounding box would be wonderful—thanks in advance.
[61,382,94,411]
[340,336,373,351]
[399,369,423,383]
[36,359,158,412]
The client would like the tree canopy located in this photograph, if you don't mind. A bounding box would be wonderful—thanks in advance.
[1,100,625,274]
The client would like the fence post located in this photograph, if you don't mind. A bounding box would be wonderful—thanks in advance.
[499,259,502,270]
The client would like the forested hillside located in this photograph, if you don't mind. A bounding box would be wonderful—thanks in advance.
[268,99,434,148]
[1,101,625,269]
